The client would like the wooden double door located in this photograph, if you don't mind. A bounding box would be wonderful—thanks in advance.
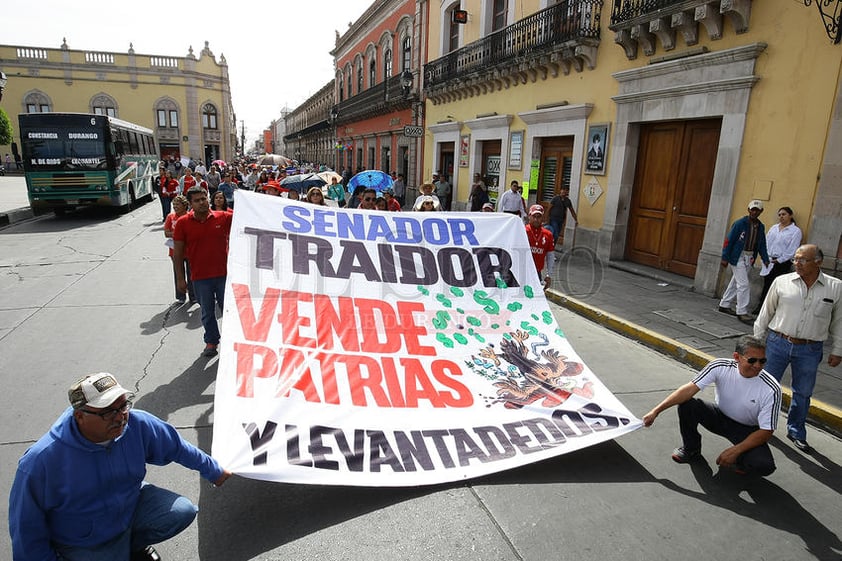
[625,119,721,278]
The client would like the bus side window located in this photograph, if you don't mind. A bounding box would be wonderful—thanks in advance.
[114,141,125,157]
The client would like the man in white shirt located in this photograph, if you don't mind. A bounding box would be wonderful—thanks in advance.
[497,180,525,217]
[642,335,781,476]
[753,244,842,452]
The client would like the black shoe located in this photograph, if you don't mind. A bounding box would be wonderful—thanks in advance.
[737,314,755,325]
[671,447,701,463]
[203,344,219,357]
[718,306,736,316]
[787,434,811,452]
[131,546,162,561]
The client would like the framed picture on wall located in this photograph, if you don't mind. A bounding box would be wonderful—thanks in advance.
[508,130,524,170]
[585,123,609,176]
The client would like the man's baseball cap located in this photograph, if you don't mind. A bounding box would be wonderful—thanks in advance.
[69,373,131,410]
[748,199,764,210]
[529,204,545,216]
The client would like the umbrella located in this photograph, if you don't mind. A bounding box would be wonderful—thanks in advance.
[257,154,294,167]
[279,173,327,193]
[317,170,343,185]
[347,170,394,195]
[212,159,227,168]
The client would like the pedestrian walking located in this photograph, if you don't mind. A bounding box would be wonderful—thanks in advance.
[525,204,555,290]
[469,173,489,212]
[547,186,578,244]
[173,187,233,357]
[718,199,769,324]
[497,180,526,217]
[753,244,842,452]
[753,206,802,314]
[164,195,194,304]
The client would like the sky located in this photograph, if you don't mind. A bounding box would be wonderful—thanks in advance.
[3,0,375,147]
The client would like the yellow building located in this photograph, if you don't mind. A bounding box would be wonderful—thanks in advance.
[0,39,236,165]
[422,0,842,294]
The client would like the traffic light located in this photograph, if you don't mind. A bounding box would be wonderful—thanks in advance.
[452,10,468,24]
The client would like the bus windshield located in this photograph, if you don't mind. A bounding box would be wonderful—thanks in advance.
[21,125,112,172]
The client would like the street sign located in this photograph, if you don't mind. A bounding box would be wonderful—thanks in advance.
[403,125,423,138]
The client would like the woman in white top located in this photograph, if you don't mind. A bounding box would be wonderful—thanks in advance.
[754,206,802,314]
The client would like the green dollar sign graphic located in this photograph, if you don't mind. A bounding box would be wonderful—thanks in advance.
[432,311,451,330]
[473,290,499,314]
[436,333,454,348]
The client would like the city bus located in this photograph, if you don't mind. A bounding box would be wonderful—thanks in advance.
[18,113,158,215]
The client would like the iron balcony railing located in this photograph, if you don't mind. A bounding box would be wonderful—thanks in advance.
[334,73,413,125]
[610,0,698,26]
[425,0,601,88]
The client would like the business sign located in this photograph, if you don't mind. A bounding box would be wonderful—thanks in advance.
[212,191,642,486]
[403,125,424,138]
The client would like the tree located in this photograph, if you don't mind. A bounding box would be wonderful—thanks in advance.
[0,107,13,146]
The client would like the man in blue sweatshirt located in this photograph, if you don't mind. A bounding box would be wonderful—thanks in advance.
[9,373,232,561]
[718,199,770,325]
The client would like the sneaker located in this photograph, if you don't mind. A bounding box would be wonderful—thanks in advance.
[671,447,701,464]
[787,434,811,452]
[202,344,218,357]
[131,546,162,561]
[717,306,736,316]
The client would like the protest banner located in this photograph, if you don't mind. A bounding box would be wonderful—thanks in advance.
[211,190,642,486]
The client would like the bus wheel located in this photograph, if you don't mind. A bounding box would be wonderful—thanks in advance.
[120,185,137,214]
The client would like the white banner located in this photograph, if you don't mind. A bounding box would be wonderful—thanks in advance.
[211,191,642,486]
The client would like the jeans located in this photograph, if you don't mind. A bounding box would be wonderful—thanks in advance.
[719,252,753,314]
[678,398,775,476]
[763,331,824,440]
[171,256,194,301]
[193,276,226,345]
[55,483,197,560]
[547,219,564,243]
[159,196,172,221]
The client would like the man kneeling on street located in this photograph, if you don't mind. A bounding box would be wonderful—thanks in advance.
[642,335,781,476]
[9,372,232,561]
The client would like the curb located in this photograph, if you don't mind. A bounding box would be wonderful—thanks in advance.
[546,289,842,437]
[0,207,35,227]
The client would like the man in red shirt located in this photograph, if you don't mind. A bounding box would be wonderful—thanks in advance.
[526,204,556,290]
[173,187,233,356]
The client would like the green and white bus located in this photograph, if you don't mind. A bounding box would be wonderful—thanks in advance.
[19,113,158,215]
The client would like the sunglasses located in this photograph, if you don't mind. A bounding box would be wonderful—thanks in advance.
[743,357,767,365]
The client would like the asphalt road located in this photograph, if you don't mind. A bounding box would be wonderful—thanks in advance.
[0,200,840,560]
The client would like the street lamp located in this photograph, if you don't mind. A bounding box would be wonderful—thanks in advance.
[0,71,7,102]
[329,105,339,125]
[401,70,413,98]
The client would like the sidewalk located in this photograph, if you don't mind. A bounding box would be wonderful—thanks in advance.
[546,247,842,437]
[0,175,34,226]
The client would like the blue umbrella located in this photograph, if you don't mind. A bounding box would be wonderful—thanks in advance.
[280,173,327,193]
[347,170,394,195]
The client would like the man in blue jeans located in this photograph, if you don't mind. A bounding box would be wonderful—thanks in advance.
[754,244,842,452]
[9,373,232,560]
[174,187,233,357]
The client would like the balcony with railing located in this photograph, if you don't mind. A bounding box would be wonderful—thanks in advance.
[334,73,414,125]
[424,0,602,105]
[609,0,753,59]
